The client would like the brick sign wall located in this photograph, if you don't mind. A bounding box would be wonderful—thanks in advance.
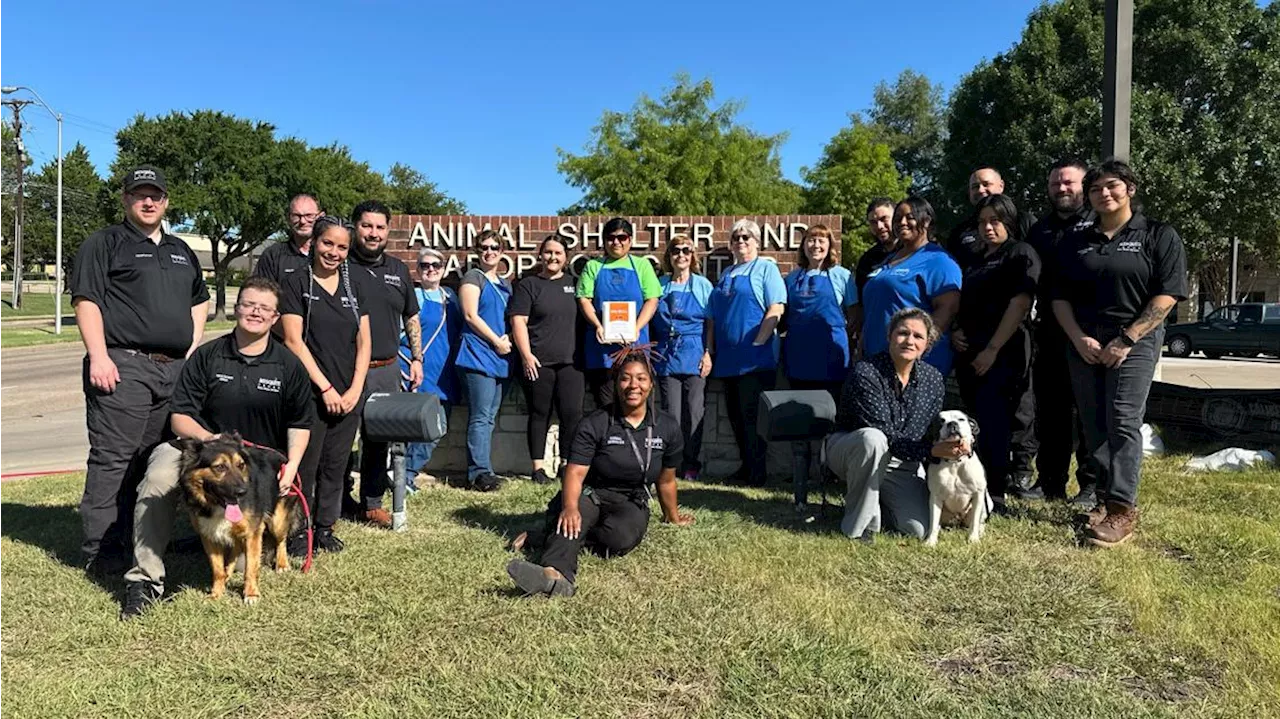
[387,215,843,281]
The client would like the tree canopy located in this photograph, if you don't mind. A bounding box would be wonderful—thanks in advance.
[867,69,947,202]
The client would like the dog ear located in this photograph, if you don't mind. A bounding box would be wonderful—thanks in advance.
[927,414,944,441]
[967,416,980,437]
[223,430,243,446]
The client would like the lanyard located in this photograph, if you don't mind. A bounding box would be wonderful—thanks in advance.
[622,421,653,479]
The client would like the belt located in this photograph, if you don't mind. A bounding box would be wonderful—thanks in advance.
[122,349,178,363]
[369,357,398,369]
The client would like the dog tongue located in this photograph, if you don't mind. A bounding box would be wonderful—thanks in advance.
[225,503,243,523]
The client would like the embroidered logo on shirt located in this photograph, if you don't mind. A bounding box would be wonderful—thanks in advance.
[383,274,402,287]
[645,437,665,450]
[135,252,154,259]
[341,296,358,309]
[215,373,235,383]
[563,285,575,293]
[169,254,190,266]
[257,377,282,393]
[606,435,625,446]
[1116,240,1143,253]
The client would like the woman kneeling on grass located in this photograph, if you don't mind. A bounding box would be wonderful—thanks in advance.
[506,350,695,597]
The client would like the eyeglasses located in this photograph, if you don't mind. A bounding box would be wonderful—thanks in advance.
[419,261,443,270]
[731,235,753,242]
[128,191,168,203]
[606,233,631,243]
[479,244,502,252]
[671,246,694,256]
[236,302,278,316]
[288,212,319,222]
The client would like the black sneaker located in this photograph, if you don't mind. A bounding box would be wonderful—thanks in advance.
[506,559,575,597]
[1006,474,1045,501]
[471,472,503,492]
[286,530,310,558]
[531,469,553,485]
[86,551,130,580]
[120,581,163,620]
[315,528,345,553]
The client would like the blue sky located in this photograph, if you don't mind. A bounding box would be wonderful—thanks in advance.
[2,0,1044,214]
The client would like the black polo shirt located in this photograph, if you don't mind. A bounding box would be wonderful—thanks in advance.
[1026,206,1096,308]
[509,273,581,365]
[350,253,419,361]
[946,209,1037,271]
[957,240,1041,351]
[170,334,315,452]
[854,242,895,297]
[252,240,310,285]
[1051,213,1188,329]
[70,222,210,357]
[568,407,683,492]
[279,268,369,395]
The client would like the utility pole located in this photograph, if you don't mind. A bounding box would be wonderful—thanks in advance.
[1102,0,1134,161]
[4,99,32,309]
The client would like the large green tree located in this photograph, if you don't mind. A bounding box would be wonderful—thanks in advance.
[22,143,106,281]
[867,69,947,202]
[802,118,912,262]
[944,0,1280,302]
[385,162,466,215]
[557,74,802,215]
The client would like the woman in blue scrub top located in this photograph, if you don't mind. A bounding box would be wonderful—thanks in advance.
[783,224,853,514]
[576,217,662,408]
[706,219,787,487]
[858,196,962,374]
[651,234,714,481]
[456,229,512,492]
[398,247,461,491]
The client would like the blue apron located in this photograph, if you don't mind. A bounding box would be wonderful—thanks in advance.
[784,270,849,381]
[710,260,777,378]
[455,278,511,378]
[585,256,648,370]
[399,287,459,400]
[652,282,707,376]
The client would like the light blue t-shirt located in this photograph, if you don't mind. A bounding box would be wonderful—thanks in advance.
[709,258,786,319]
[860,243,962,372]
[659,273,714,308]
[787,266,855,307]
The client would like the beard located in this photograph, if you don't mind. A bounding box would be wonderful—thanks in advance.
[1052,194,1083,213]
[352,239,385,262]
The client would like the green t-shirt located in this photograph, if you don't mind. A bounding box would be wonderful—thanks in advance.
[575,255,662,300]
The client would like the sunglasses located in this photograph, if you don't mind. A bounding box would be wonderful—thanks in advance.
[671,246,694,256]
[419,261,443,270]
[479,244,502,252]
[606,234,631,243]
[731,235,753,242]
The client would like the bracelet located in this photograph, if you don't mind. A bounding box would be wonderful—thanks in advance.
[318,384,332,395]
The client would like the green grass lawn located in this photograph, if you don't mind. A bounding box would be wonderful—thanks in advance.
[0,293,75,319]
[2,456,1278,718]
[1,320,235,349]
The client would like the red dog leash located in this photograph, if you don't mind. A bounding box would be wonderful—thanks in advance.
[241,439,314,573]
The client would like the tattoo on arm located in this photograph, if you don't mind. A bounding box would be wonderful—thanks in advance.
[1128,297,1175,340]
[406,316,423,359]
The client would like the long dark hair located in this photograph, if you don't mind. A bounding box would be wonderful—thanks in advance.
[974,194,1022,242]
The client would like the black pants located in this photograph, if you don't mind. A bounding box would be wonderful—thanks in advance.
[586,368,615,409]
[80,348,182,562]
[956,333,1032,497]
[300,397,362,530]
[520,362,585,462]
[539,487,649,583]
[1067,325,1163,508]
[1033,325,1097,497]
[358,363,401,510]
[723,370,777,484]
[659,374,707,474]
[1009,366,1039,481]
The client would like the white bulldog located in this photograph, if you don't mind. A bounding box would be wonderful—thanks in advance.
[924,410,990,546]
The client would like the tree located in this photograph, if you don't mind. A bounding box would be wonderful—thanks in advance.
[557,74,802,215]
[385,163,466,215]
[943,0,1280,298]
[22,143,105,281]
[867,69,947,201]
[802,118,912,262]
[274,139,386,220]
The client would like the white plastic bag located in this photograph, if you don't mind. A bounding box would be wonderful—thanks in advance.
[1141,424,1166,457]
[1184,448,1276,472]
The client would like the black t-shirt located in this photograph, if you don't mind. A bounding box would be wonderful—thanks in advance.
[509,273,581,365]
[170,334,315,452]
[568,407,683,492]
[252,240,310,286]
[350,253,419,361]
[946,209,1037,271]
[1051,213,1188,329]
[957,240,1041,351]
[1027,206,1096,313]
[69,222,210,357]
[854,242,895,297]
[279,267,369,394]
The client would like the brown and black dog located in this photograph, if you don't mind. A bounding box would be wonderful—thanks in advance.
[176,433,297,604]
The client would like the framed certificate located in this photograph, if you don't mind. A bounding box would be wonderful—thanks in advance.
[602,300,638,342]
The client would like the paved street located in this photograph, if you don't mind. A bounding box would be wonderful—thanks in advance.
[2,344,1277,476]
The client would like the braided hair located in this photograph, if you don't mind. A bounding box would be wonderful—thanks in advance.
[304,215,360,342]
[608,343,661,420]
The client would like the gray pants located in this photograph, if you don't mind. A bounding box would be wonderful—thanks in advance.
[825,428,929,539]
[81,348,183,562]
[1066,325,1163,507]
[124,442,184,592]
[359,363,401,510]
[659,374,706,473]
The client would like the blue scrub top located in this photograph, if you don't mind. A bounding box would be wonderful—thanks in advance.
[860,243,962,374]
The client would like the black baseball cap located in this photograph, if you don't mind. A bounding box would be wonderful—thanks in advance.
[123,165,168,193]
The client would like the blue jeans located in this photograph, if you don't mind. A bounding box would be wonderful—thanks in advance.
[403,402,451,488]
[460,371,507,481]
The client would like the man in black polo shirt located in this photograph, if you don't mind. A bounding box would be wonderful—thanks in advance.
[252,193,321,287]
[71,165,210,576]
[347,200,422,527]
[850,197,898,356]
[120,277,314,618]
[1026,158,1100,504]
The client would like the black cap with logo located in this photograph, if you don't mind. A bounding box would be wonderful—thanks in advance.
[123,165,168,193]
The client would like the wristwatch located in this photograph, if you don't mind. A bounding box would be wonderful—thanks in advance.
[1118,331,1136,347]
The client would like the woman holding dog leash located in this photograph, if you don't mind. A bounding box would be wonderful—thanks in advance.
[951,194,1041,514]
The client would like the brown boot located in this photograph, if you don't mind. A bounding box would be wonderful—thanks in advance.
[1086,502,1138,548]
[1080,502,1108,528]
[360,507,393,529]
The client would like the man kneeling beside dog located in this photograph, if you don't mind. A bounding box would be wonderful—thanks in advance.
[121,278,314,619]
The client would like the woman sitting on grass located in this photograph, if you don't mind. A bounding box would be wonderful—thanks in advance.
[506,350,695,598]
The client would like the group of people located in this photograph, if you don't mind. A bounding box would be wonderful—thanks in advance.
[73,154,1184,614]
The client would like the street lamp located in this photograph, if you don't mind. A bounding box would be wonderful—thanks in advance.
[2,85,64,334]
